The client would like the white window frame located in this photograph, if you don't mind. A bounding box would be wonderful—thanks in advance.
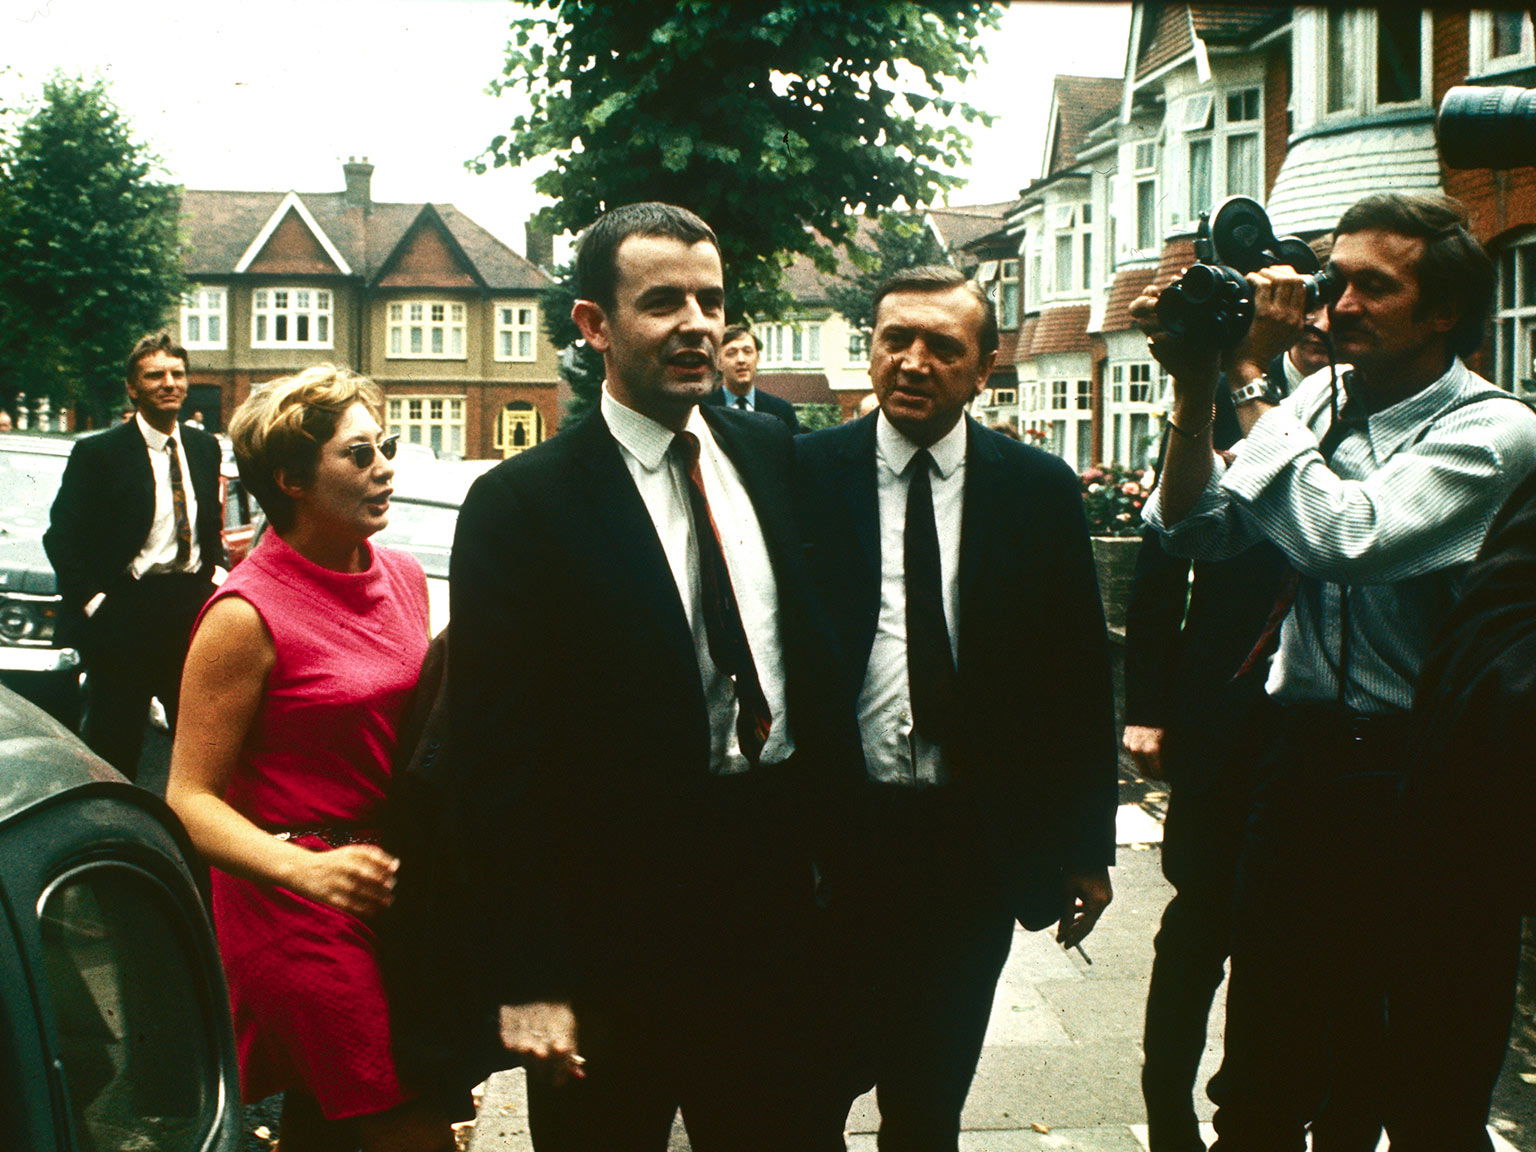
[386,394,466,457]
[755,320,823,368]
[997,259,1021,328]
[1494,236,1536,397]
[388,300,467,361]
[181,286,227,350]
[1470,10,1534,75]
[1318,8,1431,120]
[1183,85,1262,224]
[494,302,539,362]
[252,287,333,349]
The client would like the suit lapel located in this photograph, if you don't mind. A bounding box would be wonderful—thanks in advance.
[833,415,882,669]
[568,412,700,684]
[119,420,156,543]
[958,418,1005,657]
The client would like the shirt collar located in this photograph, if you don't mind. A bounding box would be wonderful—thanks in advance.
[135,412,181,453]
[723,385,756,408]
[601,383,694,471]
[876,410,968,479]
[1355,358,1475,461]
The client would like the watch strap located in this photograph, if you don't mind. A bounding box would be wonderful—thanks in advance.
[1229,377,1275,406]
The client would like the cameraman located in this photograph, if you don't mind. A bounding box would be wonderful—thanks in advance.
[1130,192,1536,1151]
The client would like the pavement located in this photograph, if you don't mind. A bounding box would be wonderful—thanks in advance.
[463,801,1536,1152]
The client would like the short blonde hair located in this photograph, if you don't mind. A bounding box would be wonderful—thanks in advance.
[228,364,384,533]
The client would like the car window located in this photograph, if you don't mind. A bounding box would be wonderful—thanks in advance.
[374,500,457,580]
[0,451,67,534]
[38,863,221,1152]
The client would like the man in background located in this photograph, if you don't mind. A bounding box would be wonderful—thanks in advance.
[705,324,801,432]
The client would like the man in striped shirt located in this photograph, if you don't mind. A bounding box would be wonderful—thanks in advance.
[1131,193,1536,1152]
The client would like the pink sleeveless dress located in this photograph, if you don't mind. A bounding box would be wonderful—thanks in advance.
[202,529,429,1119]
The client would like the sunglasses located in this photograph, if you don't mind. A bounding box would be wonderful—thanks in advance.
[342,434,399,469]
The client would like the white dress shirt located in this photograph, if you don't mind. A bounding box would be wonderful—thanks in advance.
[859,411,966,786]
[721,386,758,412]
[601,386,794,773]
[1148,359,1536,713]
[130,412,203,578]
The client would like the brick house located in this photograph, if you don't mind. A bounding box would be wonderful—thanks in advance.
[178,160,558,459]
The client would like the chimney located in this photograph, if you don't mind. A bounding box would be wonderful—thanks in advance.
[343,156,374,210]
[525,218,555,270]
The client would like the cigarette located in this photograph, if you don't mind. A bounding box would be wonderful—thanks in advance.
[1073,943,1093,965]
[566,1054,587,1067]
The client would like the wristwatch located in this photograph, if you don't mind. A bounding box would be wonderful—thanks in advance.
[1229,375,1281,407]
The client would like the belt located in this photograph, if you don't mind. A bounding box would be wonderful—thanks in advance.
[1272,701,1413,747]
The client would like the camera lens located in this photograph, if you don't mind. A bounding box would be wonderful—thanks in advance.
[1438,85,1536,170]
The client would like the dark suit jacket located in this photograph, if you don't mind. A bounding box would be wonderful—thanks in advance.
[445,405,857,1008]
[704,385,802,433]
[795,414,1117,931]
[44,419,226,639]
[1122,360,1292,789]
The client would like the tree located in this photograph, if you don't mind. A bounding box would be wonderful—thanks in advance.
[0,76,184,426]
[824,209,948,335]
[539,263,606,423]
[478,0,1001,320]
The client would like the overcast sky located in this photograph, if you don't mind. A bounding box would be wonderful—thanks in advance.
[1,0,1131,257]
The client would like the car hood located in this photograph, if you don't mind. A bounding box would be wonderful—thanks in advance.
[0,532,56,595]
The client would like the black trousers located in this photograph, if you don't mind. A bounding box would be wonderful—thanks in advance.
[1142,762,1252,1152]
[834,785,1016,1152]
[80,571,212,779]
[523,974,848,1152]
[1209,704,1406,1152]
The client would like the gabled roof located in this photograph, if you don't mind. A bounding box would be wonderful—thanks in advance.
[928,202,1014,254]
[181,184,552,291]
[1135,3,1288,81]
[1044,76,1124,176]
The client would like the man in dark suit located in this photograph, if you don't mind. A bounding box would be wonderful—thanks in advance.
[445,202,855,1151]
[703,324,802,432]
[1124,321,1331,1152]
[44,332,225,779]
[796,264,1118,1151]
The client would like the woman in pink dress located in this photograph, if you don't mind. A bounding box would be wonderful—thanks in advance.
[168,366,454,1152]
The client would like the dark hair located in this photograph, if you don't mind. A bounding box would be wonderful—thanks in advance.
[1333,193,1494,359]
[722,324,762,351]
[872,265,999,364]
[575,202,719,312]
[125,331,188,383]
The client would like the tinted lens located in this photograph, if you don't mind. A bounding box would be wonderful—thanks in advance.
[379,435,398,460]
[345,435,398,468]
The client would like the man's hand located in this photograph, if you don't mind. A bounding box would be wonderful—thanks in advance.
[1057,868,1112,950]
[1128,282,1221,407]
[499,1001,586,1086]
[1226,265,1309,383]
[1121,725,1166,782]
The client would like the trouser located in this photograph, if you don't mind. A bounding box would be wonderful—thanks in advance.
[1142,769,1252,1152]
[80,571,212,779]
[524,974,848,1152]
[1209,703,1407,1152]
[835,785,1016,1152]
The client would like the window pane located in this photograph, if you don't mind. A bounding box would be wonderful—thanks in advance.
[40,866,219,1152]
[1081,233,1092,290]
[1188,138,1213,218]
[187,316,201,343]
[1377,10,1422,104]
[1055,234,1073,291]
[1137,181,1157,250]
[1227,133,1260,199]
[498,332,511,358]
[275,315,288,342]
[318,316,329,343]
[1326,9,1359,113]
[208,317,221,343]
[1493,10,1525,58]
[296,315,309,343]
[1520,246,1536,307]
[519,332,533,359]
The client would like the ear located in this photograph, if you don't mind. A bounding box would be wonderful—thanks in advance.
[274,467,306,499]
[972,348,999,397]
[572,299,611,352]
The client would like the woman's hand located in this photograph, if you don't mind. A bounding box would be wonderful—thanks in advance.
[287,843,400,919]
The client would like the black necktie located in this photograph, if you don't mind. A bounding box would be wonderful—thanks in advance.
[167,438,192,570]
[673,431,773,764]
[905,449,956,745]
[734,395,749,411]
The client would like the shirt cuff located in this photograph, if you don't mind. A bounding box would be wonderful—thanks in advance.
[1144,453,1230,535]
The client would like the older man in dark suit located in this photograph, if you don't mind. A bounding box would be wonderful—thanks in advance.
[45,332,225,779]
[445,202,856,1151]
[796,265,1118,1151]
[703,325,802,432]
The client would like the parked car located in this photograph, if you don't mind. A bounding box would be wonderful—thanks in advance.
[373,459,496,634]
[0,684,241,1150]
[0,435,83,724]
[0,431,262,728]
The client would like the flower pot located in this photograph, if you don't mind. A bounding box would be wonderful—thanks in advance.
[1091,535,1141,634]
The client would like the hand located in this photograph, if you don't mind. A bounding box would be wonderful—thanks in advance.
[1056,867,1112,951]
[288,843,398,919]
[1128,281,1221,400]
[1225,265,1308,381]
[1121,725,1166,782]
[499,1001,586,1086]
